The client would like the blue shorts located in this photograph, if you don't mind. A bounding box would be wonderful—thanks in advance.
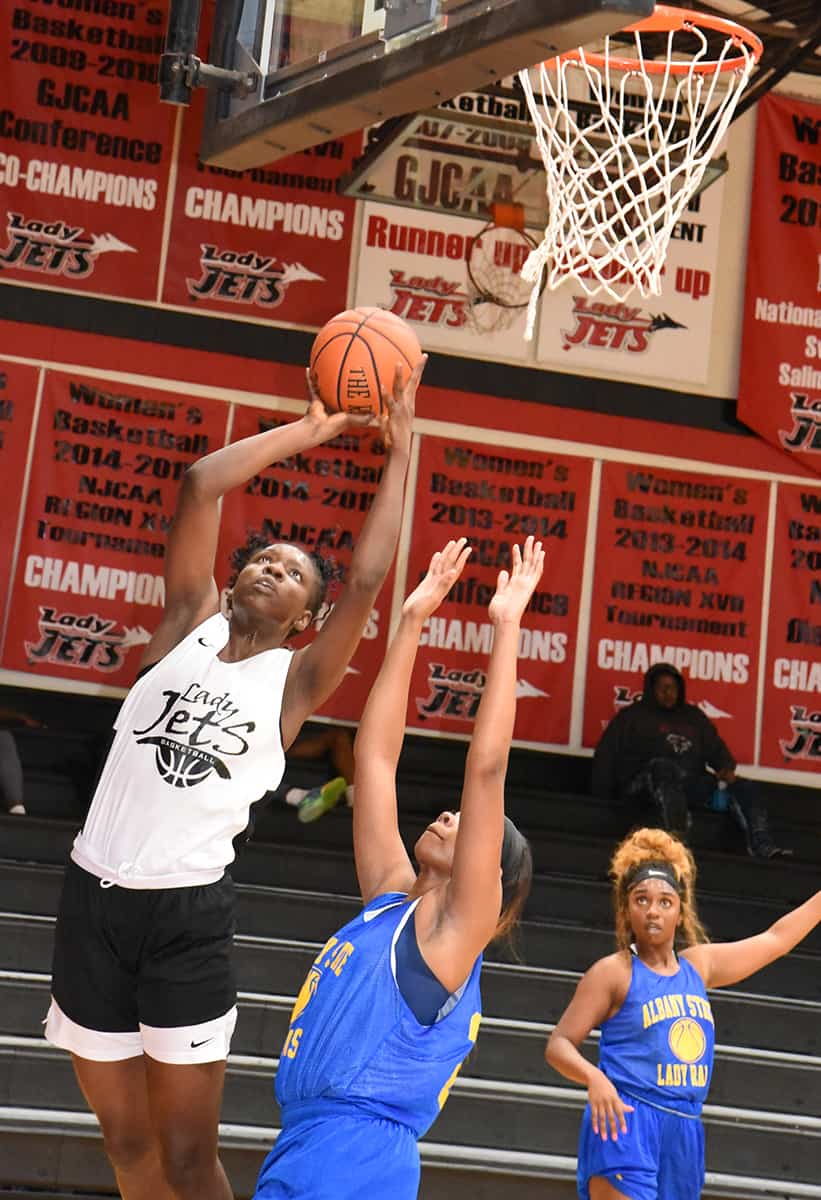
[254,1107,420,1199]
[577,1095,704,1200]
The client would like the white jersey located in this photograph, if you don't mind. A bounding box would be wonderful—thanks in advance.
[72,613,291,889]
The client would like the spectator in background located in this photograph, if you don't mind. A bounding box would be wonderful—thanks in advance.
[592,663,788,860]
[0,705,42,815]
[284,723,356,822]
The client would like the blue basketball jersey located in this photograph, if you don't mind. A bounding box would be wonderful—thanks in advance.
[275,892,483,1136]
[598,953,715,1116]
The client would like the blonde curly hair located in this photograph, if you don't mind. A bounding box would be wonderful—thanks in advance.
[610,828,709,952]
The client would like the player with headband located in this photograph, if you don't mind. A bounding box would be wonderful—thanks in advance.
[545,826,821,1200]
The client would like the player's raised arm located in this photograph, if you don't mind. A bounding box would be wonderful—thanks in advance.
[591,707,628,803]
[142,397,367,669]
[281,360,426,746]
[446,539,544,940]
[353,540,472,905]
[420,538,544,986]
[683,890,821,989]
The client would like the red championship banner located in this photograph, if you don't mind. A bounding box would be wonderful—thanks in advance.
[582,463,770,762]
[760,483,821,773]
[0,362,39,649]
[738,93,821,475]
[403,437,592,745]
[0,0,177,301]
[2,371,228,686]
[216,406,392,722]
[162,93,359,325]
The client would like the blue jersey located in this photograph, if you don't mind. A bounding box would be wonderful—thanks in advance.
[275,892,483,1137]
[598,953,715,1116]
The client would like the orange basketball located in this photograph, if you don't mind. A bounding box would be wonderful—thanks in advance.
[309,307,423,416]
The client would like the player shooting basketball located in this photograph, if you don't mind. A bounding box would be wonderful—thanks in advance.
[43,355,425,1200]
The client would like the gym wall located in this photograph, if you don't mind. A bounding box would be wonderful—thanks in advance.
[0,0,819,783]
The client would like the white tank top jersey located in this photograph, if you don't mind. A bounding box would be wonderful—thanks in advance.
[72,613,291,889]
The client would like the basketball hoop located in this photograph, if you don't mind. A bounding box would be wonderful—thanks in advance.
[517,4,763,336]
[465,204,547,334]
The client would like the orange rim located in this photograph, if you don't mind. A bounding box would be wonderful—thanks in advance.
[551,3,763,76]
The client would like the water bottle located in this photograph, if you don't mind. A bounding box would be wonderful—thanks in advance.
[710,779,729,812]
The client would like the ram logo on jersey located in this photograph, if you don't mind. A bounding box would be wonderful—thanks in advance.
[288,935,357,1025]
[282,935,356,1062]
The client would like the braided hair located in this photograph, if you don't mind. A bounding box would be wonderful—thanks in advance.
[228,532,339,623]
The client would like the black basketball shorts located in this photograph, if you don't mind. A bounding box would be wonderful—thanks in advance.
[45,859,237,1063]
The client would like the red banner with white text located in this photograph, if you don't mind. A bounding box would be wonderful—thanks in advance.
[738,93,821,474]
[760,483,821,772]
[0,0,176,301]
[1,371,228,686]
[0,355,819,782]
[403,436,592,745]
[0,0,357,322]
[0,362,39,654]
[582,463,770,762]
[161,94,359,326]
[216,406,393,723]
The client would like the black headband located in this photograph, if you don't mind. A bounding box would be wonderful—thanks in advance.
[625,861,682,894]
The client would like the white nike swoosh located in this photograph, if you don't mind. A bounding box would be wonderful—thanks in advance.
[362,901,405,923]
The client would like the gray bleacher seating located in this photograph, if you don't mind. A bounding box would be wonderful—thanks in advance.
[0,732,819,1199]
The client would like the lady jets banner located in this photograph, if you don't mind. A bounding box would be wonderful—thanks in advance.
[738,93,821,475]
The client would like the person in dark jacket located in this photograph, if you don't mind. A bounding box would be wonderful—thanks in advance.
[592,663,787,860]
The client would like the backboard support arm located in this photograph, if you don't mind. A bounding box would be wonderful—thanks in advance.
[159,0,259,105]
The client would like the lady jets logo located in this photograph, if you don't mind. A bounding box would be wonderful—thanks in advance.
[0,213,135,278]
[132,682,255,788]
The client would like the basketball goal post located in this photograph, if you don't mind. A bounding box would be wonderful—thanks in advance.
[515,4,763,331]
[340,5,763,336]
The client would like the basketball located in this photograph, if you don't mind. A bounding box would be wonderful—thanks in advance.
[309,307,423,416]
[151,741,215,789]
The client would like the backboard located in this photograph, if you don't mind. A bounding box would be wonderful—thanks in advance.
[339,83,729,230]
[199,0,655,170]
[342,95,549,228]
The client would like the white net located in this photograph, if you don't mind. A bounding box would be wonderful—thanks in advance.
[465,294,523,335]
[517,14,759,337]
[465,223,542,334]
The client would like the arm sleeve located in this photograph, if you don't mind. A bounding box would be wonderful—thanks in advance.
[701,714,735,772]
[591,713,626,802]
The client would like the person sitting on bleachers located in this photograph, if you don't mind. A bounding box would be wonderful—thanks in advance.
[592,663,788,860]
[0,705,44,815]
[284,723,356,823]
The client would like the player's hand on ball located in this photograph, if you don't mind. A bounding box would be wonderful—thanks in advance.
[488,536,545,626]
[381,355,427,456]
[303,369,375,442]
[587,1068,633,1142]
[402,539,471,622]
